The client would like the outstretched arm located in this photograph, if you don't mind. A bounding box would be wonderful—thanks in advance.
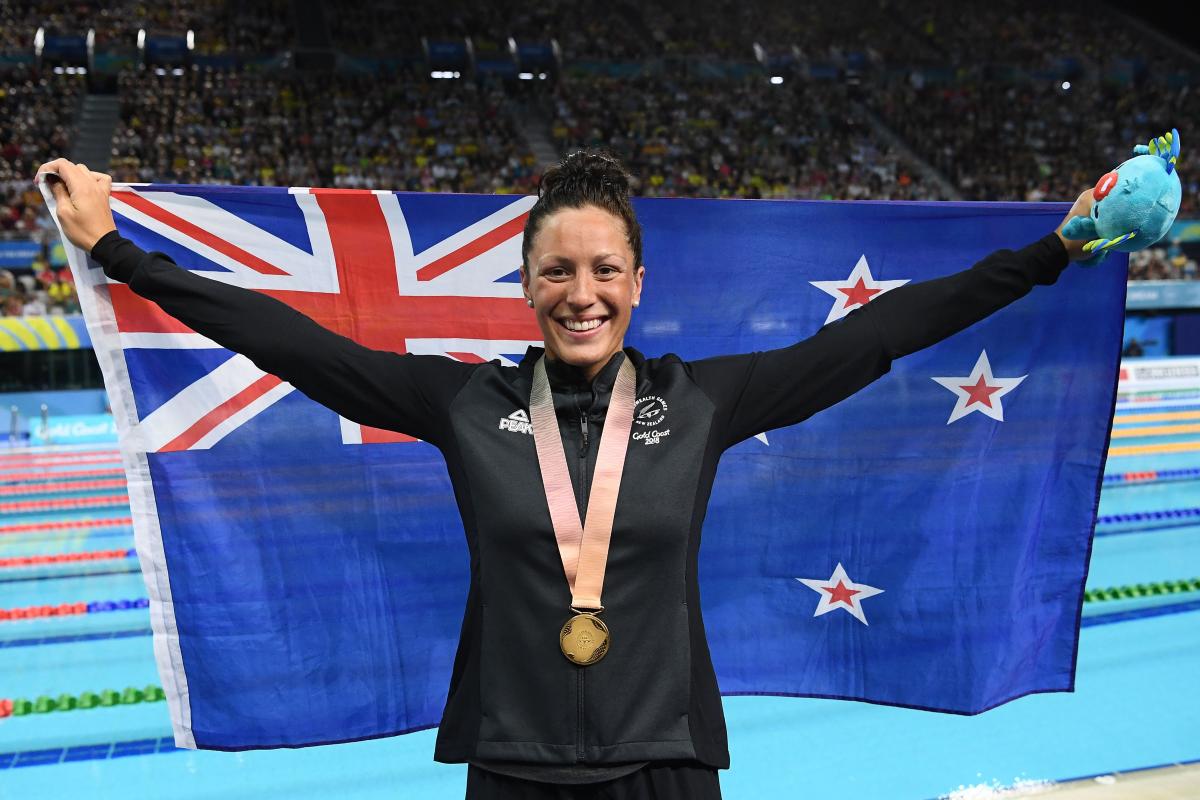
[36,159,476,445]
[690,191,1094,449]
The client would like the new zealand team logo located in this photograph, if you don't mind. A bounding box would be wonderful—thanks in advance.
[633,396,670,446]
[634,396,668,427]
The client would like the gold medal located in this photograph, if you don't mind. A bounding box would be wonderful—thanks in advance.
[559,612,610,666]
[531,355,636,670]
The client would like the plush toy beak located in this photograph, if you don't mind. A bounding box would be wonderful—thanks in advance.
[1094,171,1118,200]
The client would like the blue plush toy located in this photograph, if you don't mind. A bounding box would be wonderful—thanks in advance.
[1062,128,1182,267]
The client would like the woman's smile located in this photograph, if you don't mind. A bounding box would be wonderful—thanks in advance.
[557,315,610,334]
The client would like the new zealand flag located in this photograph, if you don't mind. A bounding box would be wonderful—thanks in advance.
[45,184,1123,749]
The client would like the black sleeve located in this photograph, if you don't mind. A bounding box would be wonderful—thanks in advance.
[687,233,1071,449]
[90,231,477,446]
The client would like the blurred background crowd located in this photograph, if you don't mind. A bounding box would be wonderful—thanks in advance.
[1,0,1198,318]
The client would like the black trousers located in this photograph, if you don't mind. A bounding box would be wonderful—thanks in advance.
[465,762,723,799]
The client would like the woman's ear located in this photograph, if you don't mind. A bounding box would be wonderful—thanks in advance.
[633,265,645,307]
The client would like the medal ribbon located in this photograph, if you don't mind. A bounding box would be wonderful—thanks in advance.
[529,354,636,610]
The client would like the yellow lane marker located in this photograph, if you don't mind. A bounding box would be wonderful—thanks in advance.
[1111,440,1200,456]
[1111,423,1200,439]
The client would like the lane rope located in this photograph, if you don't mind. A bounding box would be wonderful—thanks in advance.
[1096,508,1200,528]
[0,495,130,514]
[1102,467,1200,484]
[0,479,128,497]
[1083,577,1200,603]
[0,549,136,570]
[0,597,148,621]
[0,467,125,484]
[0,685,166,719]
[0,517,134,536]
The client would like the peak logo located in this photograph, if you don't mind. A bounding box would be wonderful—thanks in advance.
[498,409,532,435]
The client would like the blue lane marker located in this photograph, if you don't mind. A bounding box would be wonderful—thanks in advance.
[0,627,152,649]
[12,749,65,768]
[62,744,112,763]
[1,736,178,770]
[112,739,162,759]
[1082,598,1200,627]
[1094,521,1200,537]
[0,566,141,585]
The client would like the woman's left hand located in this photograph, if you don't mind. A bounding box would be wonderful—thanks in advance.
[1055,189,1095,262]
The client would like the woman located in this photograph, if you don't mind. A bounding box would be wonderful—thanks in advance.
[37,152,1093,799]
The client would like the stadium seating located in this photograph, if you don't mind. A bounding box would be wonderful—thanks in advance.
[551,73,938,200]
[0,66,83,239]
[1,0,1199,318]
[109,66,538,192]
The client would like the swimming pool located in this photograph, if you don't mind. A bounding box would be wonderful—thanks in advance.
[1,414,1197,799]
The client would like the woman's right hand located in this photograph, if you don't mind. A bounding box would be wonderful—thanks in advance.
[34,159,118,252]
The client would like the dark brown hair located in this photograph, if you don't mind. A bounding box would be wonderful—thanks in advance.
[521,149,643,268]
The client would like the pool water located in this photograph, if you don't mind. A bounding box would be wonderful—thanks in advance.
[1,410,1197,799]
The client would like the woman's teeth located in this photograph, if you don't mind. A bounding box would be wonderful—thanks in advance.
[562,318,604,332]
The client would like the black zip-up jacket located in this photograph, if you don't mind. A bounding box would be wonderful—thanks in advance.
[90,230,1070,783]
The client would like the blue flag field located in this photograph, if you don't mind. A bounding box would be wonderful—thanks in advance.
[47,185,1124,749]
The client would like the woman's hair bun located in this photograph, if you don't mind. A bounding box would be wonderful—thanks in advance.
[522,149,643,268]
[538,150,632,201]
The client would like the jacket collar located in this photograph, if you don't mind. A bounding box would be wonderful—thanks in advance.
[519,346,644,392]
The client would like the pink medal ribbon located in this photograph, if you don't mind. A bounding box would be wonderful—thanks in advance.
[529,354,636,665]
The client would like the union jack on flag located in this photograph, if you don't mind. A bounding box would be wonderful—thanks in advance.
[99,186,544,452]
[46,184,1124,751]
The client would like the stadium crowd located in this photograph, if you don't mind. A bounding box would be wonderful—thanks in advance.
[551,74,937,200]
[0,0,293,55]
[1129,245,1200,282]
[108,66,539,192]
[3,0,1200,319]
[903,0,1183,78]
[864,74,1200,212]
[0,262,79,318]
[1,67,81,240]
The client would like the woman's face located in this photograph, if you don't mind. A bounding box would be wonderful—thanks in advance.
[522,205,644,380]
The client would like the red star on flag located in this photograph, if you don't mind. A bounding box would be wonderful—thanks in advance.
[810,255,909,325]
[961,375,1002,408]
[823,580,860,606]
[797,563,884,625]
[838,278,881,308]
[931,350,1027,424]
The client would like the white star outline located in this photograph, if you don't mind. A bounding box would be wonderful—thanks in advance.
[931,350,1027,425]
[796,562,884,626]
[810,255,910,325]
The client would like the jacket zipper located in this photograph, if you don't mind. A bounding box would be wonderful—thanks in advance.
[577,669,586,761]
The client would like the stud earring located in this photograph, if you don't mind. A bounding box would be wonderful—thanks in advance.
[526,298,534,308]
[632,300,639,308]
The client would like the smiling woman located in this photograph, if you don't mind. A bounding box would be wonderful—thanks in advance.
[34,150,1093,800]
[520,152,645,380]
